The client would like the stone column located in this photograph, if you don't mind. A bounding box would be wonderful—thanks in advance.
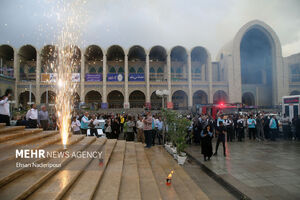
[13,48,20,106]
[124,53,129,108]
[145,52,150,107]
[208,61,213,104]
[187,50,192,107]
[80,50,85,102]
[36,50,41,105]
[102,52,107,108]
[167,52,172,103]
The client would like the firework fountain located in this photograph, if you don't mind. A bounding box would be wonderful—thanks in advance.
[50,0,86,149]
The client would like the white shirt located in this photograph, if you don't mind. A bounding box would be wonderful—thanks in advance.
[71,120,81,132]
[26,108,38,120]
[0,97,10,116]
[154,118,160,128]
[137,120,144,129]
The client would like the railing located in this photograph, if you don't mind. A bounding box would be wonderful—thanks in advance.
[290,74,300,83]
[171,73,188,81]
[20,73,36,81]
[150,73,165,81]
[192,74,202,81]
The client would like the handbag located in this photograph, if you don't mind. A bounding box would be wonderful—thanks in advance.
[105,125,112,133]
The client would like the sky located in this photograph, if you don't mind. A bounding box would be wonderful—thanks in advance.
[0,0,299,60]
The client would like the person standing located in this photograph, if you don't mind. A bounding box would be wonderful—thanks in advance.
[269,115,279,141]
[156,116,163,145]
[80,112,91,136]
[71,116,81,134]
[0,89,12,126]
[247,115,256,140]
[136,116,145,143]
[213,121,227,157]
[38,105,49,130]
[226,116,234,142]
[126,116,135,141]
[26,104,38,128]
[90,115,99,137]
[201,125,213,161]
[256,115,265,141]
[143,112,153,148]
[237,116,245,141]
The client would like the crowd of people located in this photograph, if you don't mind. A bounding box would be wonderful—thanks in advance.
[1,88,300,163]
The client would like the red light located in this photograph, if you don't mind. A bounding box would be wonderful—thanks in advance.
[219,103,224,107]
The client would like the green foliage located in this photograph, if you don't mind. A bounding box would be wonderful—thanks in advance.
[162,109,190,154]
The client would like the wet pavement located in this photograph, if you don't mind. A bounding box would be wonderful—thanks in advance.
[186,140,300,200]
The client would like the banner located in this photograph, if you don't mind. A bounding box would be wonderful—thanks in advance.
[41,73,80,82]
[85,74,103,82]
[107,73,124,82]
[128,73,145,81]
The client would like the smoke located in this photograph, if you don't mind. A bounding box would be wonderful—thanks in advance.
[0,0,299,58]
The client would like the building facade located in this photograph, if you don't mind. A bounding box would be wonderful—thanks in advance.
[0,20,299,109]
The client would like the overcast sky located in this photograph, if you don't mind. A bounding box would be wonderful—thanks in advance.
[0,0,299,60]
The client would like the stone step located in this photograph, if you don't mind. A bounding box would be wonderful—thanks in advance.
[158,147,210,200]
[119,142,141,200]
[26,138,107,200]
[0,130,56,152]
[135,143,162,200]
[0,129,43,143]
[0,137,95,200]
[93,140,126,200]
[145,147,180,200]
[0,135,84,187]
[62,139,117,200]
[0,123,6,128]
[0,126,25,134]
[0,131,61,164]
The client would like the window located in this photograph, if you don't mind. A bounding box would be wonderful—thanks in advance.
[137,67,144,73]
[129,67,136,73]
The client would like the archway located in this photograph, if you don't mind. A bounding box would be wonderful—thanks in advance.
[240,27,274,106]
[85,45,103,79]
[0,45,14,77]
[171,46,187,82]
[290,91,300,95]
[41,45,57,74]
[150,91,162,110]
[213,90,228,104]
[128,46,146,81]
[107,45,125,80]
[41,91,56,104]
[193,90,208,105]
[85,90,102,110]
[191,47,208,81]
[129,90,145,108]
[242,92,255,106]
[149,46,167,81]
[108,90,124,108]
[172,90,188,110]
[73,92,80,108]
[19,91,36,107]
[19,45,36,81]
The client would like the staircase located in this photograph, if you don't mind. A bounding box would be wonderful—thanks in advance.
[0,124,209,200]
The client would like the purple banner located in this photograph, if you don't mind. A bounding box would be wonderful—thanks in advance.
[107,73,124,82]
[85,74,102,82]
[129,73,145,81]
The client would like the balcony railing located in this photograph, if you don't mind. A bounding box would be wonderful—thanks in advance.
[290,74,300,83]
[150,73,165,81]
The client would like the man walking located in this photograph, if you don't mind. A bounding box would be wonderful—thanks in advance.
[0,89,12,126]
[213,121,227,157]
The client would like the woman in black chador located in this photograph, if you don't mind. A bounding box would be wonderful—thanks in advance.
[201,125,213,161]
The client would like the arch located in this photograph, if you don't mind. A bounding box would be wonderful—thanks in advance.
[107,45,125,61]
[172,90,188,110]
[85,90,102,110]
[232,20,283,105]
[149,45,167,61]
[242,92,255,106]
[150,91,162,110]
[290,90,300,95]
[149,46,167,82]
[109,67,116,73]
[129,90,145,108]
[19,45,37,81]
[0,45,14,77]
[19,91,36,106]
[128,45,146,61]
[157,67,163,73]
[89,67,96,74]
[108,90,124,108]
[213,90,228,104]
[98,67,103,73]
[171,46,187,81]
[118,67,124,73]
[129,67,136,73]
[41,90,56,104]
[191,46,208,81]
[85,45,103,61]
[150,67,155,73]
[193,90,208,105]
[137,67,144,73]
[41,45,57,73]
